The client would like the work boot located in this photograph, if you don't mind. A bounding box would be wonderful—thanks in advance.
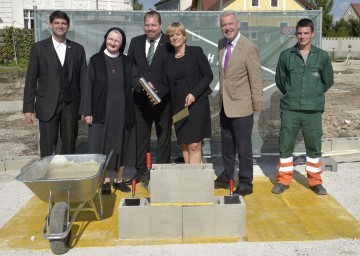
[271,183,289,194]
[310,184,327,195]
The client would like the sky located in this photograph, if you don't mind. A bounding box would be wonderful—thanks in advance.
[139,0,360,22]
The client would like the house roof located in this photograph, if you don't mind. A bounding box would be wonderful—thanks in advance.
[351,3,360,18]
[190,0,313,11]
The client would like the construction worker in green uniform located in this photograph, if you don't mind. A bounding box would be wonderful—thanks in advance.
[272,18,334,195]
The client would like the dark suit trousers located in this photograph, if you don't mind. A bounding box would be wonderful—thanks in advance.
[219,109,254,188]
[134,101,171,174]
[39,100,78,157]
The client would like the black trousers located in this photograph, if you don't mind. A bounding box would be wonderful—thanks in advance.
[218,109,254,188]
[39,101,78,157]
[134,101,172,174]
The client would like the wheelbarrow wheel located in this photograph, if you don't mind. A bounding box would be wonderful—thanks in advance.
[49,202,70,255]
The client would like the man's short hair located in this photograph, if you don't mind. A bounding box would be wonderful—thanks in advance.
[296,18,314,32]
[49,10,70,24]
[144,10,162,25]
[220,10,239,22]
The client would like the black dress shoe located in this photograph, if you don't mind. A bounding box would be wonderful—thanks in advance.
[113,181,131,193]
[101,182,111,195]
[123,175,140,185]
[233,186,253,196]
[214,178,229,189]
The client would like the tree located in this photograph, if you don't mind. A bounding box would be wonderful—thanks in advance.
[132,0,143,10]
[308,0,334,36]
[348,19,360,37]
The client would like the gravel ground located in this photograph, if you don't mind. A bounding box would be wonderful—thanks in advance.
[0,154,359,256]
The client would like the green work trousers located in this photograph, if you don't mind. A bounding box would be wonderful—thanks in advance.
[279,109,323,159]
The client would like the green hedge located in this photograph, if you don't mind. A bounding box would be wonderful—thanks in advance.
[0,27,34,65]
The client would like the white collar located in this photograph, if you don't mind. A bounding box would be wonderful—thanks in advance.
[104,48,119,58]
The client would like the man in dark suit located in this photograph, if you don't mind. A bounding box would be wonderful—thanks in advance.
[127,11,172,181]
[215,10,263,196]
[23,10,87,157]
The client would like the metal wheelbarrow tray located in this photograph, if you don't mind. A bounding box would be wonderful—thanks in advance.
[16,153,108,255]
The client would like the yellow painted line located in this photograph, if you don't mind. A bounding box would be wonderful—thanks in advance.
[0,176,359,251]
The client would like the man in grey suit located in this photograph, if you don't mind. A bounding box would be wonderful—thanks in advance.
[23,10,87,157]
[215,10,263,196]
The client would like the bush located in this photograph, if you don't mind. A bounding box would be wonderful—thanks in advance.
[0,27,34,65]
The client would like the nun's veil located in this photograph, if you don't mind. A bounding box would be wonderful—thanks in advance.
[99,27,126,55]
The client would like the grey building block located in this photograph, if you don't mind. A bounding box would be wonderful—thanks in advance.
[150,168,215,204]
[321,157,338,172]
[118,198,183,239]
[152,163,213,171]
[183,205,215,237]
[118,198,151,239]
[214,196,246,238]
[149,206,182,238]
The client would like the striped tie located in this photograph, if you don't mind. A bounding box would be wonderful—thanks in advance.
[147,40,155,65]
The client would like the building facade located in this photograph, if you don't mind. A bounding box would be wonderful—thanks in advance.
[343,3,360,22]
[155,0,192,10]
[0,0,133,28]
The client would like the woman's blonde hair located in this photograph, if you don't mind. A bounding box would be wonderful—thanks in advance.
[165,22,187,42]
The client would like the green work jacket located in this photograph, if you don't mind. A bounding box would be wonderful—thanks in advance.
[275,44,334,111]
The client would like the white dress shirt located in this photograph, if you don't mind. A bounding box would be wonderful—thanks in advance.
[52,36,67,66]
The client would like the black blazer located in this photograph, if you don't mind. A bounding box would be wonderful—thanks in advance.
[127,33,171,108]
[23,37,87,121]
[165,45,213,105]
[81,52,137,124]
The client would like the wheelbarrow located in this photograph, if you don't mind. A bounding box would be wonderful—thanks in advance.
[15,151,113,255]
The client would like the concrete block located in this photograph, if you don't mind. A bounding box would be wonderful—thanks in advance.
[214,196,246,238]
[118,198,151,239]
[149,206,182,238]
[152,163,213,170]
[321,157,338,172]
[150,167,215,205]
[118,198,183,239]
[183,205,215,237]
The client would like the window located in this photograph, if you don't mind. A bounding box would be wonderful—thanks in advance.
[252,0,259,7]
[271,0,278,7]
[240,21,249,28]
[24,10,34,29]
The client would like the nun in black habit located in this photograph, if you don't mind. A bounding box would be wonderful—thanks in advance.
[81,27,138,194]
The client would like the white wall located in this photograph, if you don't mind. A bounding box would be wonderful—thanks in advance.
[322,37,360,59]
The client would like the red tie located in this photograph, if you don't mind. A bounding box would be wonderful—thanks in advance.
[224,42,232,71]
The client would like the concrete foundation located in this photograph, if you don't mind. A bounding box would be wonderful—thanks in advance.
[118,163,246,240]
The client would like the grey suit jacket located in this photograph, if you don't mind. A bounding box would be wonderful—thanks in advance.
[23,37,87,121]
[218,34,263,118]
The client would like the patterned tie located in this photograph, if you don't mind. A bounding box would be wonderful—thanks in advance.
[224,42,232,71]
[147,40,155,65]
